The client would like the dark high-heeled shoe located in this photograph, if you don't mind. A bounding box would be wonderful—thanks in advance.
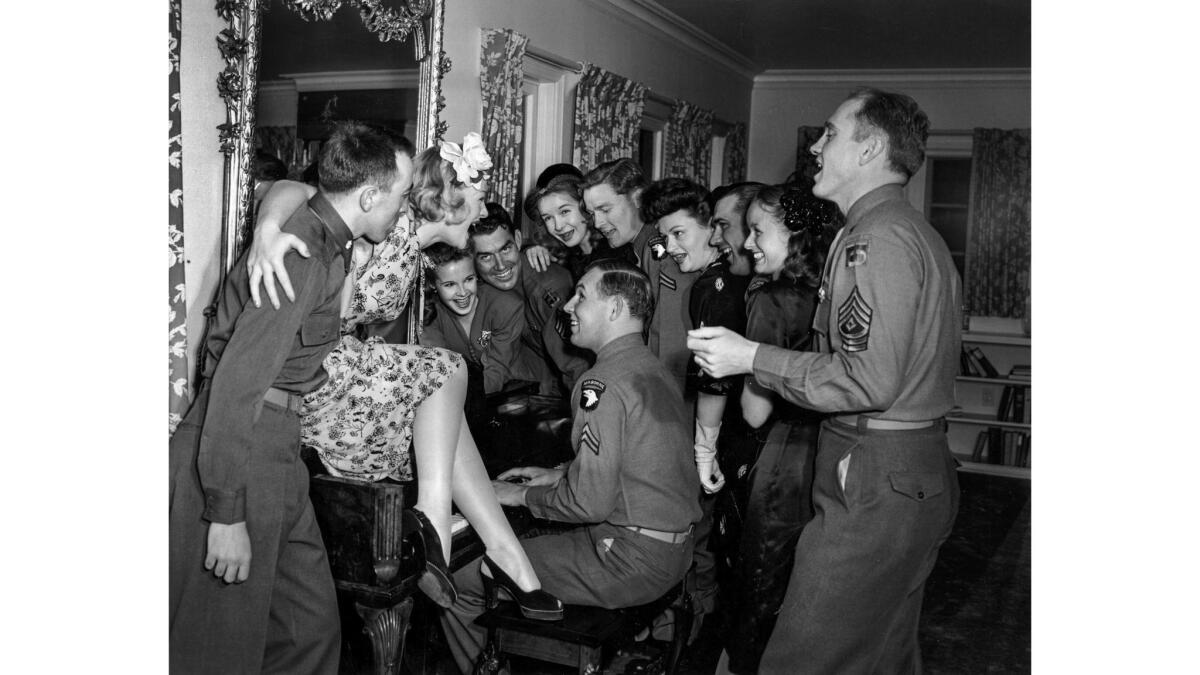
[480,554,564,621]
[403,509,457,608]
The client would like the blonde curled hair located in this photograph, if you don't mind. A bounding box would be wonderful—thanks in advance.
[408,147,478,225]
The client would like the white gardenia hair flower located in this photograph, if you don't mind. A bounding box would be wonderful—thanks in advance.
[439,132,493,189]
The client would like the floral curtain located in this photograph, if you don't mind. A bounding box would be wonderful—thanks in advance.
[572,64,647,169]
[664,100,714,186]
[168,0,189,433]
[792,124,825,189]
[722,121,747,184]
[479,27,528,216]
[964,128,1031,318]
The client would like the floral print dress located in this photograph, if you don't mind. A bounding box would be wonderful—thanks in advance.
[300,220,463,482]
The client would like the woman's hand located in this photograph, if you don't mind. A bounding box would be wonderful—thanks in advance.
[248,230,309,310]
[524,245,552,273]
[246,180,316,309]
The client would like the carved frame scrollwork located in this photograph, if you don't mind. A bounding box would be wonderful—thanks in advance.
[213,0,447,279]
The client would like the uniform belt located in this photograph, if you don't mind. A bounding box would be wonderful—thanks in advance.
[834,414,938,431]
[263,386,304,414]
[623,524,693,544]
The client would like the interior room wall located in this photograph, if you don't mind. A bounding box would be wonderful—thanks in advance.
[179,1,230,388]
[746,69,1031,183]
[439,0,755,144]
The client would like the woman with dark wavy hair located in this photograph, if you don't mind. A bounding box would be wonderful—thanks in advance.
[716,185,841,674]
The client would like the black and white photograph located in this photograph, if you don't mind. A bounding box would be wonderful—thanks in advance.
[9,0,1198,673]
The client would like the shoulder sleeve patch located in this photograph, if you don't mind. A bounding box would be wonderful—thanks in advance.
[543,289,560,308]
[649,234,668,261]
[845,241,869,268]
[580,378,606,410]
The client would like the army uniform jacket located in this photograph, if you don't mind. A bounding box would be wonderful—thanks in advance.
[421,283,546,395]
[524,333,702,532]
[516,256,591,393]
[198,193,352,523]
[686,256,748,397]
[753,184,961,421]
[637,224,700,394]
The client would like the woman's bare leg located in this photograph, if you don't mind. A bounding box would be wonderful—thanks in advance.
[448,414,541,591]
[411,365,467,562]
[411,366,542,590]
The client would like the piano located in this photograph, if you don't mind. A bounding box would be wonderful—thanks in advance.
[302,382,574,675]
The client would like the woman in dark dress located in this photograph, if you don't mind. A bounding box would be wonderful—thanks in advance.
[717,185,841,674]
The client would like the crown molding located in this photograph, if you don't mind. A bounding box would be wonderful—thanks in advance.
[586,0,760,80]
[276,68,421,92]
[754,68,1030,90]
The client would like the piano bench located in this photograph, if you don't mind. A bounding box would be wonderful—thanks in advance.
[473,582,692,675]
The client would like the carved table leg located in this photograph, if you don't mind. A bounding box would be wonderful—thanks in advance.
[355,597,414,675]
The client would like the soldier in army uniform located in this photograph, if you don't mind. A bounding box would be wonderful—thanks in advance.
[689,88,962,673]
[440,259,701,674]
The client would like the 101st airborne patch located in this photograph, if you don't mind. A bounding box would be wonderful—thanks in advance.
[649,234,669,260]
[580,378,606,411]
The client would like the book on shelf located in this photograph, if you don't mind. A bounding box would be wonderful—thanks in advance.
[987,426,1004,464]
[960,346,982,376]
[997,385,1014,421]
[1012,386,1025,425]
[1009,364,1031,382]
[968,346,1000,378]
[971,430,988,462]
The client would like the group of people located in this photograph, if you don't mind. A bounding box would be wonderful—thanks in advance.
[169,86,963,675]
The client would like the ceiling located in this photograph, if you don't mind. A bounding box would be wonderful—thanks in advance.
[654,0,1031,71]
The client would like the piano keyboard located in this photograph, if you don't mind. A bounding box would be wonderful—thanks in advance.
[451,513,471,536]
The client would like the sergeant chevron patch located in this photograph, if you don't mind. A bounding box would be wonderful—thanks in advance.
[581,422,600,455]
[658,270,677,291]
[837,286,873,352]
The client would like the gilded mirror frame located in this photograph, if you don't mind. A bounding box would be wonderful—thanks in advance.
[214,0,447,282]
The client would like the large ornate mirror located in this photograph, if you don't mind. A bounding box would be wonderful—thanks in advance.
[215,0,447,285]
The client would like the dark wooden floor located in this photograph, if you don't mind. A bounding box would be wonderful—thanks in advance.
[386,469,1031,674]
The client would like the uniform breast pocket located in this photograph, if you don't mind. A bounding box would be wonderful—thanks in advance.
[300,311,340,347]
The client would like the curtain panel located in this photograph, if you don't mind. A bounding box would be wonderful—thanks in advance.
[793,125,825,189]
[664,100,714,186]
[168,0,188,432]
[722,121,747,184]
[479,27,529,216]
[572,64,647,169]
[965,128,1031,318]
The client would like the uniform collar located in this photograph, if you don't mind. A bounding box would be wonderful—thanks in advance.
[844,183,906,231]
[308,192,355,271]
[596,332,643,360]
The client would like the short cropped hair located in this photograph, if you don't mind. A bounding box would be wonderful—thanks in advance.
[583,259,655,323]
[581,158,647,197]
[847,88,930,179]
[317,121,402,195]
[708,181,765,218]
[469,202,516,240]
[640,177,712,226]
[409,146,474,225]
[753,185,841,289]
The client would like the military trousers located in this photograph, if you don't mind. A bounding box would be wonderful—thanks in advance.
[441,521,693,674]
[168,387,340,674]
[758,417,959,675]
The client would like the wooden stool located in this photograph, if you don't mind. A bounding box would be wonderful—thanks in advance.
[473,582,692,675]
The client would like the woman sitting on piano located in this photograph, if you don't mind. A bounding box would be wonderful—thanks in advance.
[246,130,562,620]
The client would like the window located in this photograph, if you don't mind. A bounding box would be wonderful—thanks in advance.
[926,157,972,279]
[908,132,973,282]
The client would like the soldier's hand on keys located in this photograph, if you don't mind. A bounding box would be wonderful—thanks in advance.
[687,326,758,379]
[498,465,563,488]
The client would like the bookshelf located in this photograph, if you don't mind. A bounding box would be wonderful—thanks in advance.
[947,331,1031,478]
